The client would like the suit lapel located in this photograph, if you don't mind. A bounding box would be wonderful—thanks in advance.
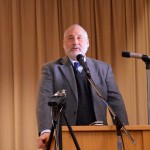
[86,58,103,99]
[59,57,78,101]
[86,58,99,85]
[86,58,106,100]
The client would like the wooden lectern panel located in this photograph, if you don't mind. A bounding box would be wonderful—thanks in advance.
[50,125,150,150]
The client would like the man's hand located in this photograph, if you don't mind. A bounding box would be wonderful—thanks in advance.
[37,132,50,149]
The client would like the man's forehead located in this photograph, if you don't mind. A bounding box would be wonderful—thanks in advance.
[67,32,82,37]
[64,25,88,39]
[65,29,86,38]
[66,28,83,34]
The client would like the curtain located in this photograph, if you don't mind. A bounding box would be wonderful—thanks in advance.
[0,0,150,149]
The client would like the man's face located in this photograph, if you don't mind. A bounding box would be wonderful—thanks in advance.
[63,26,89,60]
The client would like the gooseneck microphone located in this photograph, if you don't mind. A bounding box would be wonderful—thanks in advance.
[76,54,91,79]
[122,51,150,62]
[122,51,150,59]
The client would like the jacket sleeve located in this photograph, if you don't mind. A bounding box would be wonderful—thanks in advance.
[36,63,54,134]
[105,65,129,125]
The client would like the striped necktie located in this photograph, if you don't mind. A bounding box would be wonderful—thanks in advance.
[74,62,83,73]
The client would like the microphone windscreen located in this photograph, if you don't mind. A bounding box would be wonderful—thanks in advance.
[76,54,84,61]
[122,51,130,57]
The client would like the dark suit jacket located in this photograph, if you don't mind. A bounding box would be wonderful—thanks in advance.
[36,57,128,133]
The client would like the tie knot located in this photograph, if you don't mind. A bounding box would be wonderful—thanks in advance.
[74,62,80,70]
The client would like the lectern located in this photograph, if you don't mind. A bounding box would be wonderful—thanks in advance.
[49,125,150,150]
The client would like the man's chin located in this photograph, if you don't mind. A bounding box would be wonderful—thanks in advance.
[71,49,80,53]
[66,51,85,60]
[75,51,85,55]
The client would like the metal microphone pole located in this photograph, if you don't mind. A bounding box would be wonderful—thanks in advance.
[86,76,136,150]
[146,67,150,124]
[142,56,150,124]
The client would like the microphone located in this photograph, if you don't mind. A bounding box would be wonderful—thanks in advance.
[122,51,150,62]
[76,54,91,79]
[52,89,66,97]
[48,89,66,107]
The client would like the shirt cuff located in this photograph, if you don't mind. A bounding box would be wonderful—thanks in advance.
[41,129,51,135]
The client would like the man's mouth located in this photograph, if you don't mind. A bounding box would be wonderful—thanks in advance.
[72,47,80,50]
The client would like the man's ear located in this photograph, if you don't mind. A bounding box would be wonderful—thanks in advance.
[87,38,89,48]
[63,40,65,49]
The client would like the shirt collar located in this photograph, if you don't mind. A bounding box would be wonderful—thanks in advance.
[69,56,86,66]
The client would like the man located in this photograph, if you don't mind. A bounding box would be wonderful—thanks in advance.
[36,24,128,149]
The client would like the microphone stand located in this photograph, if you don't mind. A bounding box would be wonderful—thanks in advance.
[46,93,81,150]
[122,52,150,124]
[142,55,150,124]
[86,76,136,150]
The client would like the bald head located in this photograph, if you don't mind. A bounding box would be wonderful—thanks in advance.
[63,24,89,60]
[64,24,88,40]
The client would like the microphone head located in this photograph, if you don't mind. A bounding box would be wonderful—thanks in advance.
[76,54,84,61]
[122,51,130,57]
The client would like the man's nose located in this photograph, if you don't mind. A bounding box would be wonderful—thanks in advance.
[73,37,79,44]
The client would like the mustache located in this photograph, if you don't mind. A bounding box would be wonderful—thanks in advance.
[71,46,80,49]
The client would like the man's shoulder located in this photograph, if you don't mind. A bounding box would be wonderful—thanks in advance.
[87,57,109,67]
[42,57,68,67]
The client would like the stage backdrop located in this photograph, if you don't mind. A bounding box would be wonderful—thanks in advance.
[0,0,150,150]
